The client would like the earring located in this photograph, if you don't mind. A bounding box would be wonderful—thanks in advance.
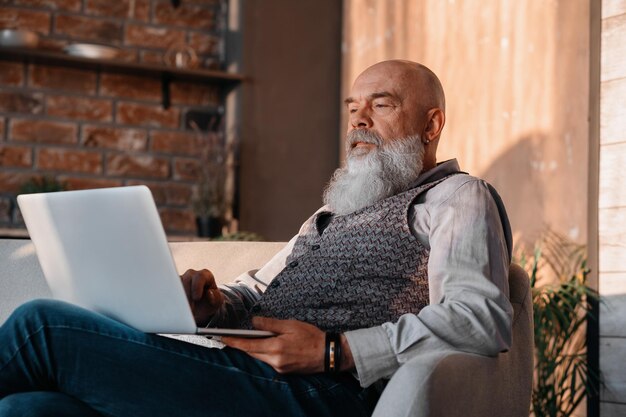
[422,139,430,144]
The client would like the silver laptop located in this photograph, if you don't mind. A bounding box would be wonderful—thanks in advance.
[17,186,273,338]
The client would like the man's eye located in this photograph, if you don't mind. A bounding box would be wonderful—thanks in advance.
[349,108,358,113]
[374,103,393,112]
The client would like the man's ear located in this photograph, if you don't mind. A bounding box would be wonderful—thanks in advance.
[424,108,445,141]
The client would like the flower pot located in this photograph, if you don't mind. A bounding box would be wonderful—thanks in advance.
[196,216,223,238]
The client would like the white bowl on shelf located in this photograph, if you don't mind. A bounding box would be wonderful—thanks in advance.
[63,43,119,59]
[0,29,39,48]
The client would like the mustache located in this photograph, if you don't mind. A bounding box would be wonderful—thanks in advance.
[346,130,383,149]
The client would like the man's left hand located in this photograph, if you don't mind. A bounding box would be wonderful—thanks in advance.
[221,317,351,374]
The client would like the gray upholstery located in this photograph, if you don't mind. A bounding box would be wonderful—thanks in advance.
[0,239,52,324]
[0,240,533,415]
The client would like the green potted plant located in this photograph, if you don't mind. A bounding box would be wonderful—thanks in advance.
[13,176,67,224]
[19,176,66,194]
[517,230,600,417]
[191,122,236,238]
[213,231,265,241]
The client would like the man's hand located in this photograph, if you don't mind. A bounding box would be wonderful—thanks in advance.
[180,269,224,326]
[221,317,355,374]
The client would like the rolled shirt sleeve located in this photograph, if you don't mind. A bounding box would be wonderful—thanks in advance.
[344,177,514,387]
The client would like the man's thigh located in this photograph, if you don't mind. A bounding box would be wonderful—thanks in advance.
[0,299,375,417]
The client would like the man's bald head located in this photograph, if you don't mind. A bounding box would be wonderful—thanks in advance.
[355,60,446,113]
[346,60,446,172]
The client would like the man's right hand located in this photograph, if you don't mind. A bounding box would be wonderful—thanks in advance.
[180,269,225,326]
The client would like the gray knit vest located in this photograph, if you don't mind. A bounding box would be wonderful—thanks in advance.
[246,175,459,333]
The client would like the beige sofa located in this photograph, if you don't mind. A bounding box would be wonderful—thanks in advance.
[0,239,533,417]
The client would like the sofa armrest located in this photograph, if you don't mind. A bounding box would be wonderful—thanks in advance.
[373,350,514,417]
[0,240,51,326]
[0,240,287,325]
[169,241,286,284]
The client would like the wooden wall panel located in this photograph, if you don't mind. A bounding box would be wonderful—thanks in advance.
[601,13,626,82]
[341,0,590,247]
[600,273,626,338]
[599,142,626,209]
[601,402,626,417]
[600,78,626,145]
[603,0,626,19]
[600,2,626,411]
[600,338,626,404]
[599,207,626,273]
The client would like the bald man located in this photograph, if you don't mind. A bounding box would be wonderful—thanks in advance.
[0,61,513,417]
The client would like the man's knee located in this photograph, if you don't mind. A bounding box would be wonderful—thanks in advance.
[0,393,30,417]
[0,392,57,417]
[0,392,101,417]
[7,299,83,329]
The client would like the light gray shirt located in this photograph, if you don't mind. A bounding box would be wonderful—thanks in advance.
[213,159,514,388]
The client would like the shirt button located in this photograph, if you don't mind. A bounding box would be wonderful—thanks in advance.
[270,280,281,288]
[289,260,299,268]
[311,244,320,250]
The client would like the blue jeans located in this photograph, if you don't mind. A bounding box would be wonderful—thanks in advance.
[0,300,379,417]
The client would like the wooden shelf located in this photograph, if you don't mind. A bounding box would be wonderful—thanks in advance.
[0,228,29,239]
[0,46,244,108]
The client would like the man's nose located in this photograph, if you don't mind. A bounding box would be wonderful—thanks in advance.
[350,108,373,129]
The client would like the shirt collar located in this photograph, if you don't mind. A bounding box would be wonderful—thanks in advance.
[409,159,462,189]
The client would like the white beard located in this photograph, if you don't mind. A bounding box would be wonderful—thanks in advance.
[323,131,425,215]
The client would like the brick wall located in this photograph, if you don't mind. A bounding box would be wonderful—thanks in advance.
[0,0,225,235]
